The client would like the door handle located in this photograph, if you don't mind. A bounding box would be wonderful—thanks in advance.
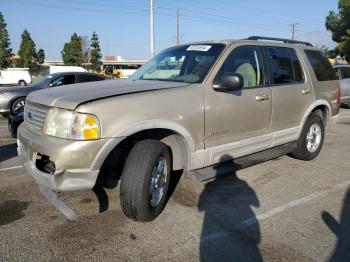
[255,94,269,101]
[301,88,311,94]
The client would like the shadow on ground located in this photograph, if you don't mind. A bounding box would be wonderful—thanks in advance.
[0,200,29,226]
[0,143,17,162]
[173,155,262,261]
[322,187,350,262]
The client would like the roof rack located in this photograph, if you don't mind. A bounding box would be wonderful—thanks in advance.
[246,36,313,47]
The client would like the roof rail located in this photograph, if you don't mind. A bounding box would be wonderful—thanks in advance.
[246,36,313,47]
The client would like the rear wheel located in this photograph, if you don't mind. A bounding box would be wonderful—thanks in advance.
[18,80,26,86]
[290,113,325,161]
[11,98,26,114]
[120,139,171,221]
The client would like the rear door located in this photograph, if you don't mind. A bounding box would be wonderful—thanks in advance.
[263,46,314,136]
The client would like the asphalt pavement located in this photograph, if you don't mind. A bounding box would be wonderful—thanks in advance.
[1,110,350,262]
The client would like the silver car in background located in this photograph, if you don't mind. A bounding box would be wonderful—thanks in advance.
[334,65,350,108]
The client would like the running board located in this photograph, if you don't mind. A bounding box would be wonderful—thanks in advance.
[186,142,297,181]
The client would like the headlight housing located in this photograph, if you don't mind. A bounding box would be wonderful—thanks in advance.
[43,108,100,140]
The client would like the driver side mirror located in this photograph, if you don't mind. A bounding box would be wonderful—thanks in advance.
[213,73,244,91]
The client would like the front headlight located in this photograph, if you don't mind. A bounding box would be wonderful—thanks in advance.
[43,108,100,140]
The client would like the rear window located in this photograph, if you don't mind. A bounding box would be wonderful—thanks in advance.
[78,74,104,83]
[265,47,304,84]
[304,50,337,81]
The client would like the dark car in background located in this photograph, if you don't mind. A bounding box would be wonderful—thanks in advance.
[0,72,106,116]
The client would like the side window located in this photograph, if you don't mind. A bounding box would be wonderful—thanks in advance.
[215,46,264,88]
[266,47,295,84]
[50,74,75,86]
[304,50,337,81]
[341,67,350,79]
[290,49,304,82]
[78,74,104,83]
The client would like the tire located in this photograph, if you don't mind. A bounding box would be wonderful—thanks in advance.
[120,139,171,221]
[11,98,26,114]
[8,118,17,138]
[18,80,26,86]
[290,113,325,161]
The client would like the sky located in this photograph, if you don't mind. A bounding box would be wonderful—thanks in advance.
[1,0,339,61]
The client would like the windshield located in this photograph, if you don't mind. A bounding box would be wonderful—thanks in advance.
[32,74,54,86]
[131,44,225,83]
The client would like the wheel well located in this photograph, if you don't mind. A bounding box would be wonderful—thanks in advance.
[311,105,329,127]
[96,129,189,188]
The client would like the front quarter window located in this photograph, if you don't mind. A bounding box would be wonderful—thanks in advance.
[131,44,225,83]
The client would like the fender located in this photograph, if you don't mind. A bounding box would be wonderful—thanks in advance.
[91,119,197,170]
[298,99,332,136]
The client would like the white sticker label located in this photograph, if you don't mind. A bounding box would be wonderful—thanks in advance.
[186,45,212,52]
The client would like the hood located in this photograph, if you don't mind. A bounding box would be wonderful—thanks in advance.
[0,85,33,93]
[27,79,190,110]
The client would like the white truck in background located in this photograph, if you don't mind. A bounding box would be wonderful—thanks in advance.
[0,68,32,86]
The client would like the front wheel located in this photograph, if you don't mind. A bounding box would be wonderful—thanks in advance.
[11,98,26,114]
[120,139,171,221]
[290,113,325,161]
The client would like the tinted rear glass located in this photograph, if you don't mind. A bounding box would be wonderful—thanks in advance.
[266,47,304,84]
[78,74,104,82]
[304,50,337,81]
[290,49,304,82]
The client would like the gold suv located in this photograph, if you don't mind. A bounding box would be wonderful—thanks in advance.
[18,36,340,221]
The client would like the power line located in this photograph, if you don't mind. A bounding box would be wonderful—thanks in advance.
[150,0,155,58]
[176,8,180,45]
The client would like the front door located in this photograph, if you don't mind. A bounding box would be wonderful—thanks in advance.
[204,45,272,163]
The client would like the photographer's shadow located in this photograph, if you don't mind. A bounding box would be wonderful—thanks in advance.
[198,156,262,262]
[322,188,350,262]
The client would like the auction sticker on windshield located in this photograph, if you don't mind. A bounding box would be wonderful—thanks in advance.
[186,45,212,52]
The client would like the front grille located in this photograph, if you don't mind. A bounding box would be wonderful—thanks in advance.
[24,101,49,131]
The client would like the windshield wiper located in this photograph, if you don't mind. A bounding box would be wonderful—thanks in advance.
[141,78,187,83]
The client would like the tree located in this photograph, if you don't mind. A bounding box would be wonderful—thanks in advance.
[36,49,45,64]
[90,32,102,72]
[326,0,350,61]
[17,29,39,72]
[61,33,83,66]
[0,12,13,69]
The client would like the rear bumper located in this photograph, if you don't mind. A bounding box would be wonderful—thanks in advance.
[0,99,10,113]
[328,113,339,129]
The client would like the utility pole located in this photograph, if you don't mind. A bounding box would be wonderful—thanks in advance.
[176,8,180,45]
[106,38,109,57]
[150,0,155,58]
[290,23,299,40]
